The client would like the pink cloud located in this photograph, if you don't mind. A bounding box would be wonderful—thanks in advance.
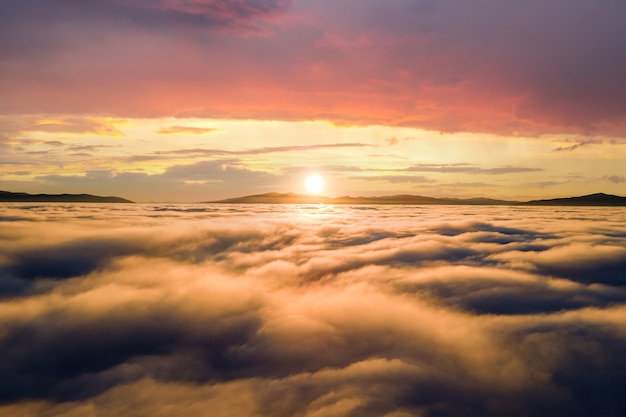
[1,1,626,135]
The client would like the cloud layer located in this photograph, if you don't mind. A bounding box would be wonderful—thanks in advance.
[0,203,625,416]
[2,0,626,135]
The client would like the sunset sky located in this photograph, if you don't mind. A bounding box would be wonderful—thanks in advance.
[1,0,625,202]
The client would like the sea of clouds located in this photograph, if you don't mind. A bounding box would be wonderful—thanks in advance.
[1,203,625,416]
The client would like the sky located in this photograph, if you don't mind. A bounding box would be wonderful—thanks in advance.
[1,203,626,416]
[1,0,626,202]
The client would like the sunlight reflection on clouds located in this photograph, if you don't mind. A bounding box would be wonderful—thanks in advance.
[0,203,625,416]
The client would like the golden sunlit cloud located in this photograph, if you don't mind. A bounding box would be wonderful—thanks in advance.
[23,118,126,136]
[0,204,625,416]
[156,126,224,135]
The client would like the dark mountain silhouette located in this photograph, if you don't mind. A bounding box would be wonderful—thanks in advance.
[519,192,626,206]
[3,191,623,206]
[0,191,134,203]
[211,192,518,205]
[211,192,626,206]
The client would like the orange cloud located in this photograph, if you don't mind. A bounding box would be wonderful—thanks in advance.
[156,126,224,135]
[2,1,626,137]
[22,118,125,136]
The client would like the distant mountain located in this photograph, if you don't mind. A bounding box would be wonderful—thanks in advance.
[210,192,518,205]
[0,191,134,203]
[519,193,626,206]
[211,192,626,206]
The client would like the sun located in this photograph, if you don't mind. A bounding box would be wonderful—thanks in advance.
[305,174,324,195]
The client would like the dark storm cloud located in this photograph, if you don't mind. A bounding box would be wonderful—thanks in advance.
[0,204,625,416]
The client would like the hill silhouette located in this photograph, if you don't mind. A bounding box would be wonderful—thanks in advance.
[0,191,134,203]
[211,192,626,206]
[211,192,517,205]
[520,192,626,206]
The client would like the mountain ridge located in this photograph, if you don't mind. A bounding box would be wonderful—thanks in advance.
[209,192,626,206]
[2,191,624,206]
[0,191,134,203]
[519,192,626,206]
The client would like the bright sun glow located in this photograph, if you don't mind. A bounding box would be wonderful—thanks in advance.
[305,174,324,195]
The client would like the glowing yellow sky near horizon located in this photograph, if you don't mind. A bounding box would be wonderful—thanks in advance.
[0,116,625,202]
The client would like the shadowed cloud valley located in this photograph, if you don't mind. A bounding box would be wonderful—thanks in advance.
[0,203,625,416]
